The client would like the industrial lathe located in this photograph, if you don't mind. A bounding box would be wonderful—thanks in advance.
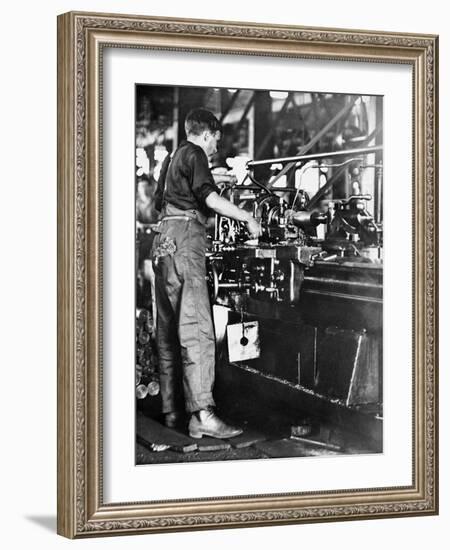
[207,146,383,451]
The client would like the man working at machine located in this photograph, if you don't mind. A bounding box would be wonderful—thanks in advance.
[153,108,262,439]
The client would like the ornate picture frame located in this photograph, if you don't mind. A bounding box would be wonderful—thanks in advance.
[57,11,438,538]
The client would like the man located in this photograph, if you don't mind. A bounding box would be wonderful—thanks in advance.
[152,108,261,439]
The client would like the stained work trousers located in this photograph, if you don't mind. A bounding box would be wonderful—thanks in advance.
[152,215,216,414]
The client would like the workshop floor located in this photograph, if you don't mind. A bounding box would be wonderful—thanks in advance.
[136,360,381,466]
[135,407,369,465]
[136,440,266,464]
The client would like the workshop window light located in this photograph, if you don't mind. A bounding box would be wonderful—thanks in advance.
[270,91,289,100]
[136,148,150,175]
[153,146,169,181]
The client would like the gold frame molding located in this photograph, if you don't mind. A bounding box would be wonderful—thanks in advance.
[57,11,439,538]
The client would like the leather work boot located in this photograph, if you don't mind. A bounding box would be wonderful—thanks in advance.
[188,408,243,439]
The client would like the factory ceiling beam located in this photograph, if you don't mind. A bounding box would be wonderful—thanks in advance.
[264,95,360,189]
[220,89,241,124]
[314,92,331,117]
[308,126,382,209]
[236,92,255,131]
[290,94,310,136]
[254,92,294,161]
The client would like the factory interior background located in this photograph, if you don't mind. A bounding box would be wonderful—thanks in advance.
[134,84,383,464]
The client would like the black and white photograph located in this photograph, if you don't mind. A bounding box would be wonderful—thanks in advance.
[134,84,383,465]
[1,0,444,544]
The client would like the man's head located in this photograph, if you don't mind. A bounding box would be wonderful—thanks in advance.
[185,108,222,158]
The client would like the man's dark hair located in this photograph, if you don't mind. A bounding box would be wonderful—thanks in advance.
[185,108,222,137]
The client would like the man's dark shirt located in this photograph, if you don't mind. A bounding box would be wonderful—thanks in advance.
[154,141,219,216]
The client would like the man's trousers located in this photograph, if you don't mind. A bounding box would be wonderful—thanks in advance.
[152,215,216,414]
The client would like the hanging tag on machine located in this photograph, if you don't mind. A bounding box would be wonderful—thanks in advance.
[227,321,260,362]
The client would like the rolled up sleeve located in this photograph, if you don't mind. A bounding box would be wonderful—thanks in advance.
[189,149,220,205]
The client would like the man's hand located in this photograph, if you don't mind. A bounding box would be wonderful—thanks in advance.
[246,217,262,239]
[205,191,262,238]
